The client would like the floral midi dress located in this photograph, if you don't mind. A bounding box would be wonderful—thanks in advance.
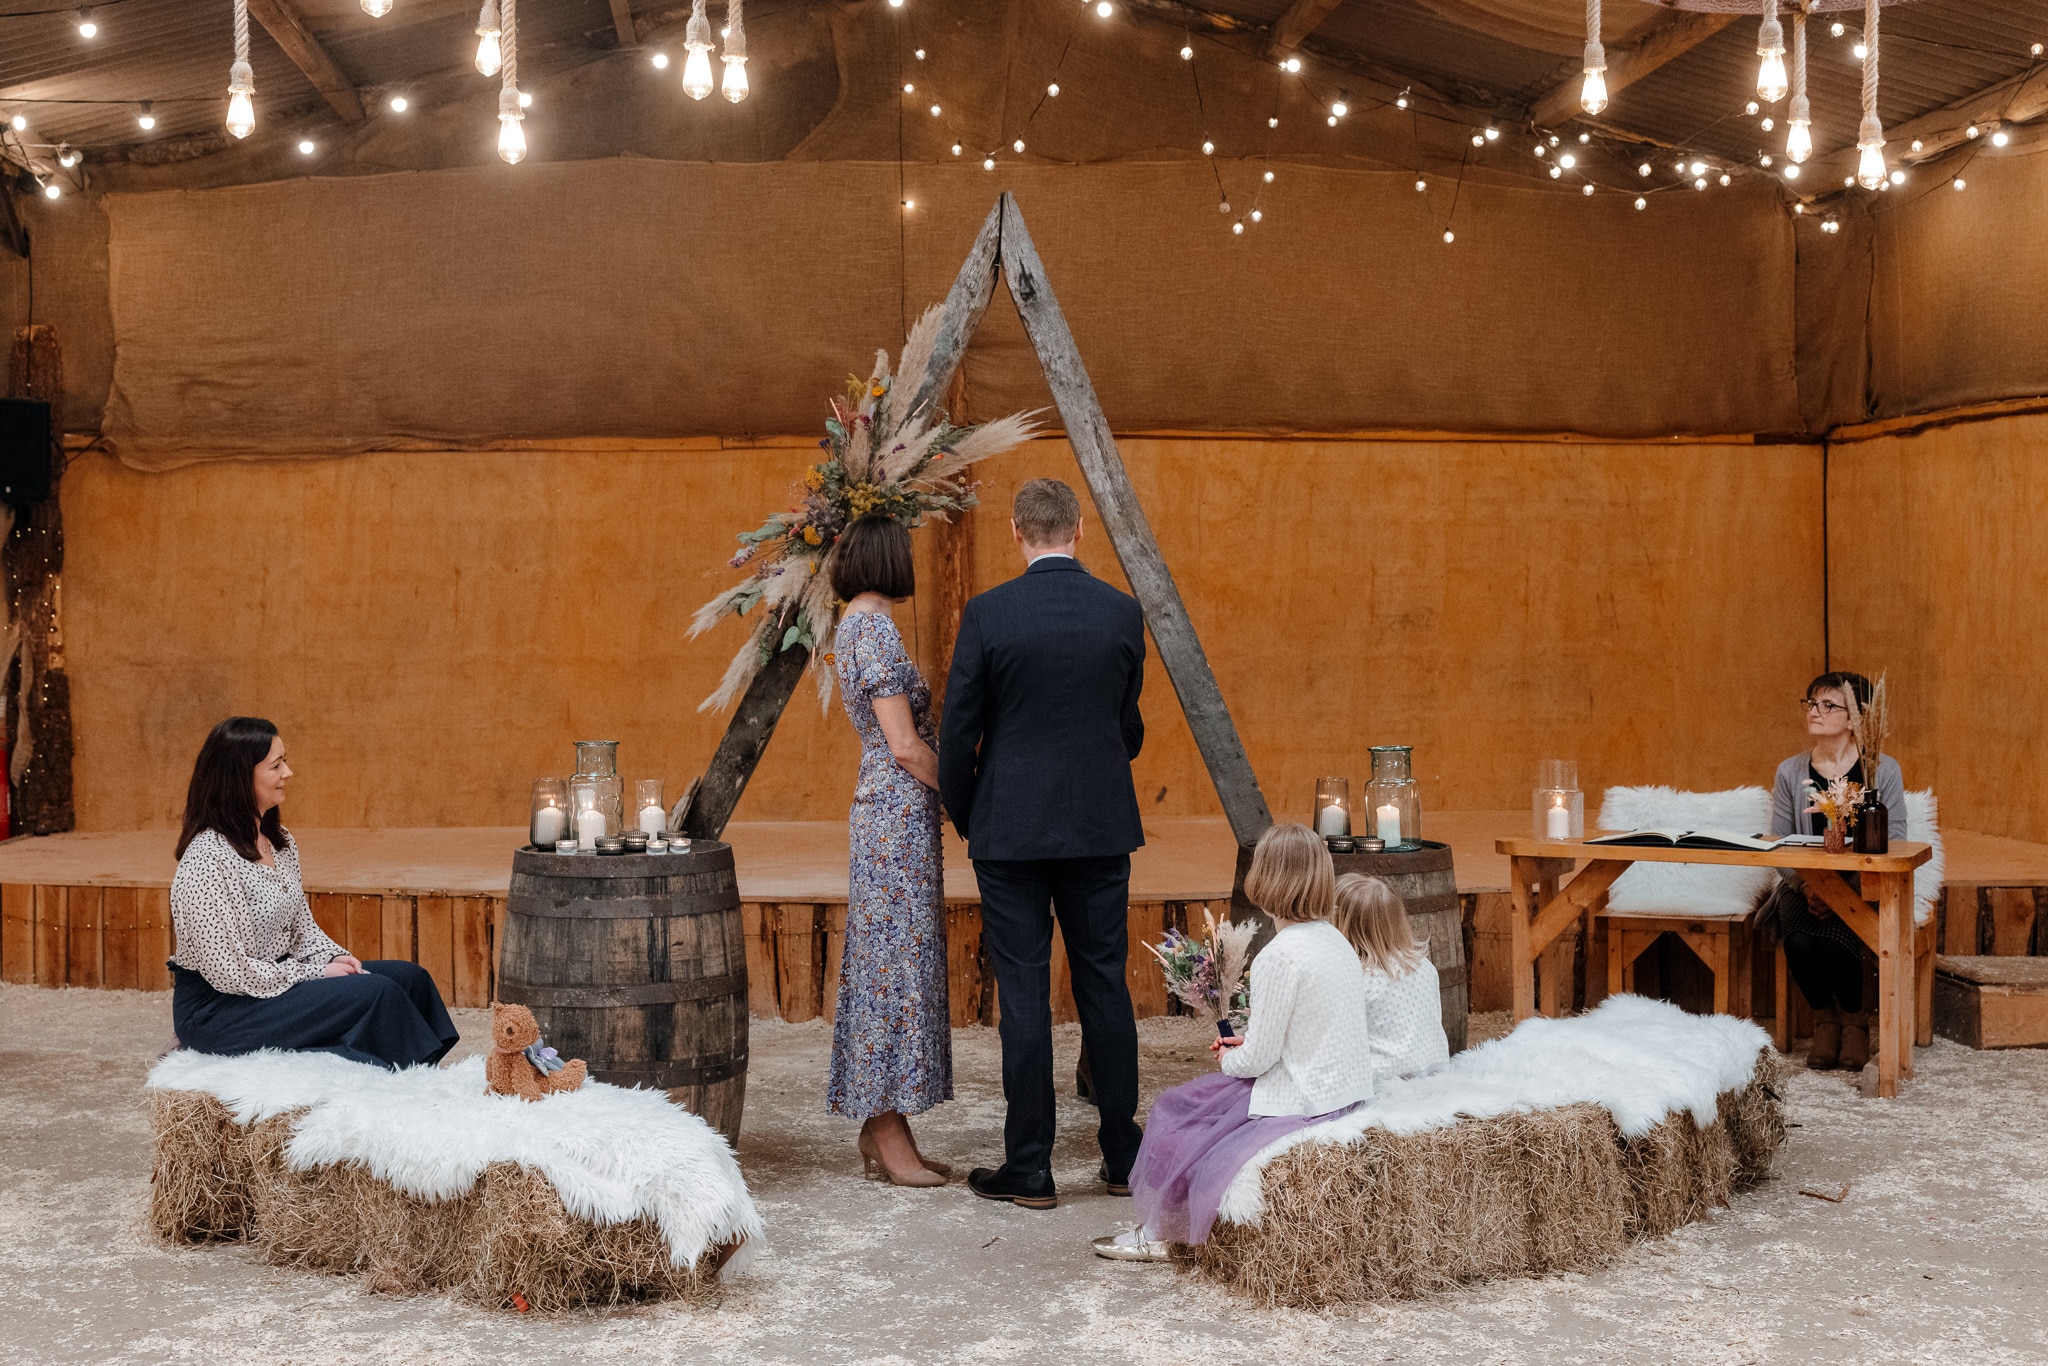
[827,610,953,1118]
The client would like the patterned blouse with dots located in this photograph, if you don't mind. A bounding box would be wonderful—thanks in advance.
[170,828,347,998]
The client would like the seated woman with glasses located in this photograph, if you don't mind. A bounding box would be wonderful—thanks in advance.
[1763,671,1906,1072]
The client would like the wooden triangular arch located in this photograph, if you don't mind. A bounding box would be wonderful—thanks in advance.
[680,193,1274,849]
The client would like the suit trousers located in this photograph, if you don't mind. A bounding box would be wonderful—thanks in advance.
[972,854,1144,1178]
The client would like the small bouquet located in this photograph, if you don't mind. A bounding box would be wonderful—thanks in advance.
[1148,909,1256,1038]
[1804,774,1864,852]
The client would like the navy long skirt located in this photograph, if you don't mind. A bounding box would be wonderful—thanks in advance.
[172,960,460,1070]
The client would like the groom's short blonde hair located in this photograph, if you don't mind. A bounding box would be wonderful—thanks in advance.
[1242,823,1336,926]
[1013,478,1081,547]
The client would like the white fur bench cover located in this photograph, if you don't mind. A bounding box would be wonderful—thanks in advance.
[1195,997,1786,1306]
[1597,785,1775,917]
[146,1050,762,1307]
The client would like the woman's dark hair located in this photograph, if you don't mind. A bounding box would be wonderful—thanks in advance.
[828,513,915,602]
[177,717,289,861]
[1804,671,1874,708]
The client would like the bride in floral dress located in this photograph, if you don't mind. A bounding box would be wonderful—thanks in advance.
[826,513,953,1187]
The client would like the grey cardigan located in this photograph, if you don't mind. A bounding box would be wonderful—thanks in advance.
[1769,752,1906,887]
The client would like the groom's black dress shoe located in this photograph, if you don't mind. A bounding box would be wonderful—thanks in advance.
[968,1166,1058,1209]
[1098,1162,1131,1197]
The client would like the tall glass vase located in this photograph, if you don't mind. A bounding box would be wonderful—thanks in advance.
[1364,746,1422,851]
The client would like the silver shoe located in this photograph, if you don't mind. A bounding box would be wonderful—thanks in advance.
[1091,1231,1173,1263]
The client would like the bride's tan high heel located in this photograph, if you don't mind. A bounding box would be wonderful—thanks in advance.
[859,1126,946,1187]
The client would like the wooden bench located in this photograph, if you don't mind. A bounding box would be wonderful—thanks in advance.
[1602,909,1757,1019]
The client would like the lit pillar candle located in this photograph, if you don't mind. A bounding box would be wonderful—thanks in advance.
[638,803,666,836]
[1376,804,1401,844]
[1546,796,1570,840]
[1316,803,1348,837]
[576,806,606,850]
[532,802,567,847]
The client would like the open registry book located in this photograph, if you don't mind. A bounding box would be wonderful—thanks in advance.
[1583,829,1786,852]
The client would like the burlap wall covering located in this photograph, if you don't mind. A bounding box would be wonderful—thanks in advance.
[91,158,1801,461]
[62,434,1821,830]
[1867,147,2048,420]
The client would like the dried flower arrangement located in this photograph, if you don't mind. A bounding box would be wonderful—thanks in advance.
[1803,774,1864,831]
[1148,908,1256,1037]
[689,304,1038,712]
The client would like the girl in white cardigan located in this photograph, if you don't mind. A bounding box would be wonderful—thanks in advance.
[1095,824,1374,1262]
[1333,874,1450,1084]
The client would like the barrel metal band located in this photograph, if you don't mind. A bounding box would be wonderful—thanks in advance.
[499,972,747,1007]
[507,893,740,920]
[595,1056,748,1088]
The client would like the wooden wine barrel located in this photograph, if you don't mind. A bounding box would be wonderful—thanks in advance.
[498,843,747,1142]
[1232,838,1469,1053]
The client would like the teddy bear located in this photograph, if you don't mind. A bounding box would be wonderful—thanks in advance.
[485,1002,588,1101]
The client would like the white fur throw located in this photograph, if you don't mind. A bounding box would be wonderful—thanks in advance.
[1597,785,1774,918]
[1217,994,1770,1227]
[145,1050,763,1270]
[1906,788,1943,926]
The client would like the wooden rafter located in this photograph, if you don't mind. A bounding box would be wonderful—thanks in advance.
[245,0,366,124]
[1266,0,1345,58]
[608,0,639,47]
[1528,10,1735,129]
[1866,64,2048,171]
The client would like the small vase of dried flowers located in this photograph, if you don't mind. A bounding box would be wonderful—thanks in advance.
[1804,775,1864,855]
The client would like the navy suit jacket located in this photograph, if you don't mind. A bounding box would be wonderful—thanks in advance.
[938,556,1147,861]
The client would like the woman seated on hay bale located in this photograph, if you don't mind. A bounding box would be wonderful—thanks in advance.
[1762,670,1906,1072]
[168,717,459,1070]
[1095,823,1376,1264]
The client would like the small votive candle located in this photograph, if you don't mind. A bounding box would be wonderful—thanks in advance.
[1546,794,1571,840]
[554,839,578,855]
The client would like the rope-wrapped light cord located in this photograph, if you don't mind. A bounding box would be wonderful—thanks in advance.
[498,0,520,128]
[1789,6,1808,126]
[725,0,745,62]
[1859,0,1883,153]
[1581,0,1605,113]
[228,0,253,101]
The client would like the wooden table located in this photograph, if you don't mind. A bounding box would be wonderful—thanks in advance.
[1496,837,1934,1098]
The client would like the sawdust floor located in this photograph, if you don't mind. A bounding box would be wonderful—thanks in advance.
[4,984,2045,1365]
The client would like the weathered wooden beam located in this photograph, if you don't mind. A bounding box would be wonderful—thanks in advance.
[1823,63,2048,175]
[1266,0,1344,58]
[683,202,1004,840]
[994,193,1273,848]
[245,0,366,124]
[1528,10,1736,129]
[608,0,638,47]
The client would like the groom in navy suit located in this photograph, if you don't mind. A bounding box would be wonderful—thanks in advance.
[939,477,1147,1210]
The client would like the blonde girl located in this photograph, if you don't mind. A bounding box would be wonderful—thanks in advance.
[1333,873,1449,1083]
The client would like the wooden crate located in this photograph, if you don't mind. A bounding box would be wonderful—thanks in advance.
[1933,955,2048,1050]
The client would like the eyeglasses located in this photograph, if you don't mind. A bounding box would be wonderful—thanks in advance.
[1799,699,1848,716]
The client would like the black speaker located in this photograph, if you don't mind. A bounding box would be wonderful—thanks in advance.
[0,397,52,505]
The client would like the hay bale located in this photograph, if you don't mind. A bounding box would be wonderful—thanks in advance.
[1196,1050,1786,1308]
[149,1091,720,1311]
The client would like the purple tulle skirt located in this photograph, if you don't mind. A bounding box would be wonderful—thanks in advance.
[1130,1071,1367,1245]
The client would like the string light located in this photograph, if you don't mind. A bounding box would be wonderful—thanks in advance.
[497,0,524,163]
[1581,0,1608,114]
[1578,132,1590,143]
[721,0,748,102]
[1635,196,1646,209]
[1889,168,1905,183]
[1821,218,1840,232]
[1263,170,1274,182]
[1250,208,1262,222]
[682,0,715,100]
[1991,125,2010,146]
[1047,83,1059,96]
[1746,101,1760,116]
[1719,172,1731,185]
[1331,98,1348,117]
[475,0,501,76]
[1581,183,1594,195]
[1442,230,1454,243]
[361,0,392,15]
[983,156,994,169]
[1394,92,1408,108]
[1952,176,1966,190]
[1415,178,1426,191]
[57,146,80,168]
[915,48,924,59]
[1180,38,1192,60]
[1549,165,1562,178]
[7,114,24,132]
[1281,57,1301,73]
[1830,20,1845,36]
[1559,152,1576,168]
[43,182,60,199]
[1201,139,1214,154]
[903,83,914,93]
[1471,133,1483,146]
[1637,162,1651,176]
[226,0,256,139]
[1910,138,1922,150]
[1231,221,1244,234]
[1784,163,1800,179]
[1267,116,1278,128]
[1760,153,1773,166]
[1756,0,1788,103]
[136,102,155,130]
[75,7,95,37]
[297,137,315,154]
[1485,126,1500,141]
[1966,124,1980,138]
[1095,0,1111,16]
[951,142,961,155]
[1013,138,1024,152]
[651,51,669,68]
[518,90,532,107]
[1854,0,1885,189]
[1852,40,1867,59]
[389,94,409,112]
[1694,176,1707,189]
[1761,117,1773,131]
[930,103,941,115]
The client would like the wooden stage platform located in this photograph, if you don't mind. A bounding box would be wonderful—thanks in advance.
[5,815,2045,1025]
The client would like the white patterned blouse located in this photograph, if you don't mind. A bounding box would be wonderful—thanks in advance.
[170,828,347,998]
[1359,955,1451,1083]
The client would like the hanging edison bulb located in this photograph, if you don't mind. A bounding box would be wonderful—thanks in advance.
[1854,0,1885,188]
[1785,9,1812,162]
[683,0,715,100]
[496,0,524,163]
[721,0,748,103]
[225,0,256,139]
[361,0,393,16]
[475,0,502,77]
[1581,0,1607,114]
[1756,2,1788,102]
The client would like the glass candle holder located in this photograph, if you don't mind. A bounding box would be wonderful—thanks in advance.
[1313,777,1351,838]
[635,778,667,836]
[530,778,568,849]
[1365,745,1422,850]
[1532,759,1584,840]
[569,777,606,850]
[573,740,620,778]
